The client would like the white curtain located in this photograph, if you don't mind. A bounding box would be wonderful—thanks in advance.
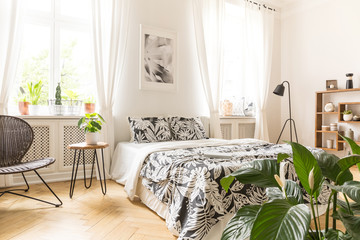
[91,0,130,176]
[192,0,225,138]
[0,0,22,114]
[241,2,274,141]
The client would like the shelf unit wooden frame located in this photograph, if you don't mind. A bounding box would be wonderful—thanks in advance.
[338,102,360,122]
[315,88,360,151]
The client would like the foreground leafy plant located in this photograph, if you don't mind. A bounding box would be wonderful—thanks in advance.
[221,139,360,240]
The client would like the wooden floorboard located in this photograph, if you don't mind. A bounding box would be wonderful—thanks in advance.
[0,179,176,240]
[1,167,358,239]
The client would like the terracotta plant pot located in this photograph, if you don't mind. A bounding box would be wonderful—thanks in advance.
[18,102,30,115]
[84,103,95,113]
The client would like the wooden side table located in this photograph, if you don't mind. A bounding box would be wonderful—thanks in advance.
[68,142,109,198]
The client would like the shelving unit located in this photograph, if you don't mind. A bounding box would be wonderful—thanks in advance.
[315,88,360,151]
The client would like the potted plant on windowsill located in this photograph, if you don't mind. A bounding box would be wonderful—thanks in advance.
[78,113,105,145]
[63,89,82,115]
[18,87,29,115]
[84,96,96,114]
[54,82,62,115]
[28,80,43,115]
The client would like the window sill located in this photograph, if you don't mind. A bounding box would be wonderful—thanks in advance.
[17,115,82,119]
[220,115,255,119]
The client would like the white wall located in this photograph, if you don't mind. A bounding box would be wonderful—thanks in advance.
[267,15,282,143]
[281,0,360,147]
[113,0,282,143]
[113,0,208,142]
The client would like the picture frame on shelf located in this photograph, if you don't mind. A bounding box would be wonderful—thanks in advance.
[326,80,338,90]
[139,24,177,92]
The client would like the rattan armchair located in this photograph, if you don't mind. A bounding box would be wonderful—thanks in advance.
[0,115,62,207]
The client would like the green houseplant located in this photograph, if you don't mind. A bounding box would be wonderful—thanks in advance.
[220,136,360,240]
[343,110,353,121]
[78,113,105,145]
[18,86,29,115]
[84,96,96,114]
[63,89,81,115]
[53,83,63,115]
[27,80,43,115]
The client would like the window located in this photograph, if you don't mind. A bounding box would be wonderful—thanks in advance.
[9,0,95,115]
[221,2,256,116]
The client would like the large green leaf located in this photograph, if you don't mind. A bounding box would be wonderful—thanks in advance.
[337,155,360,171]
[221,205,261,240]
[336,155,360,183]
[284,180,304,204]
[316,152,353,185]
[341,135,360,154]
[340,135,360,172]
[288,142,323,195]
[341,181,360,203]
[277,153,290,163]
[338,209,360,239]
[266,187,283,200]
[338,199,360,215]
[325,229,352,240]
[221,176,235,193]
[250,199,310,240]
[221,159,279,191]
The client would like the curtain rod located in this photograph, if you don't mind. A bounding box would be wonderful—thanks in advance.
[245,0,276,12]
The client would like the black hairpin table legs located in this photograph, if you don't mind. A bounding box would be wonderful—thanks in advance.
[68,142,109,198]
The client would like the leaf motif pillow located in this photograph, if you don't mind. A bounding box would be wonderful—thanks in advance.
[169,117,206,141]
[128,117,172,143]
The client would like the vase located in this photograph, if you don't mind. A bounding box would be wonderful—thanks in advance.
[222,100,233,116]
[343,113,353,121]
[345,128,354,140]
[28,105,41,115]
[85,132,98,145]
[18,102,30,115]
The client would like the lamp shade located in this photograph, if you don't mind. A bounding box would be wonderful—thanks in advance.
[273,84,285,96]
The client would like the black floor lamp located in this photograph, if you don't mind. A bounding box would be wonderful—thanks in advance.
[273,81,298,144]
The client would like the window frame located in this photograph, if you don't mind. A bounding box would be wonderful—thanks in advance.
[16,0,92,107]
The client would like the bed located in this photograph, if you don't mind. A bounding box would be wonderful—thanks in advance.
[110,117,328,240]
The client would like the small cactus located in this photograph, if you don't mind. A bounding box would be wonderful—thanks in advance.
[55,83,62,105]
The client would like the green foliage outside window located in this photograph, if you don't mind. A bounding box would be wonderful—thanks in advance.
[16,39,82,106]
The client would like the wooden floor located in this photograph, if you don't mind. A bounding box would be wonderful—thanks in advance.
[1,167,358,239]
[0,179,177,240]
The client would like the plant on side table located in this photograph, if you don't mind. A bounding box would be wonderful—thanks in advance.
[17,87,29,115]
[78,113,105,145]
[27,80,43,115]
[220,136,360,240]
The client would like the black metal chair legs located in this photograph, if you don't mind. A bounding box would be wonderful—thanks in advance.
[0,170,63,207]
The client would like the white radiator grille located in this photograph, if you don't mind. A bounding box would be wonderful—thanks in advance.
[63,126,93,166]
[23,126,50,162]
[221,124,232,140]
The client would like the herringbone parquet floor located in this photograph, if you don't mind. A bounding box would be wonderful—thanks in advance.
[0,179,176,240]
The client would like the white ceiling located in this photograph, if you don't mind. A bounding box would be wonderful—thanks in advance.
[266,0,302,8]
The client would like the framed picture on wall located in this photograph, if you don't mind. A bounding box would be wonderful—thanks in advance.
[139,25,177,91]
